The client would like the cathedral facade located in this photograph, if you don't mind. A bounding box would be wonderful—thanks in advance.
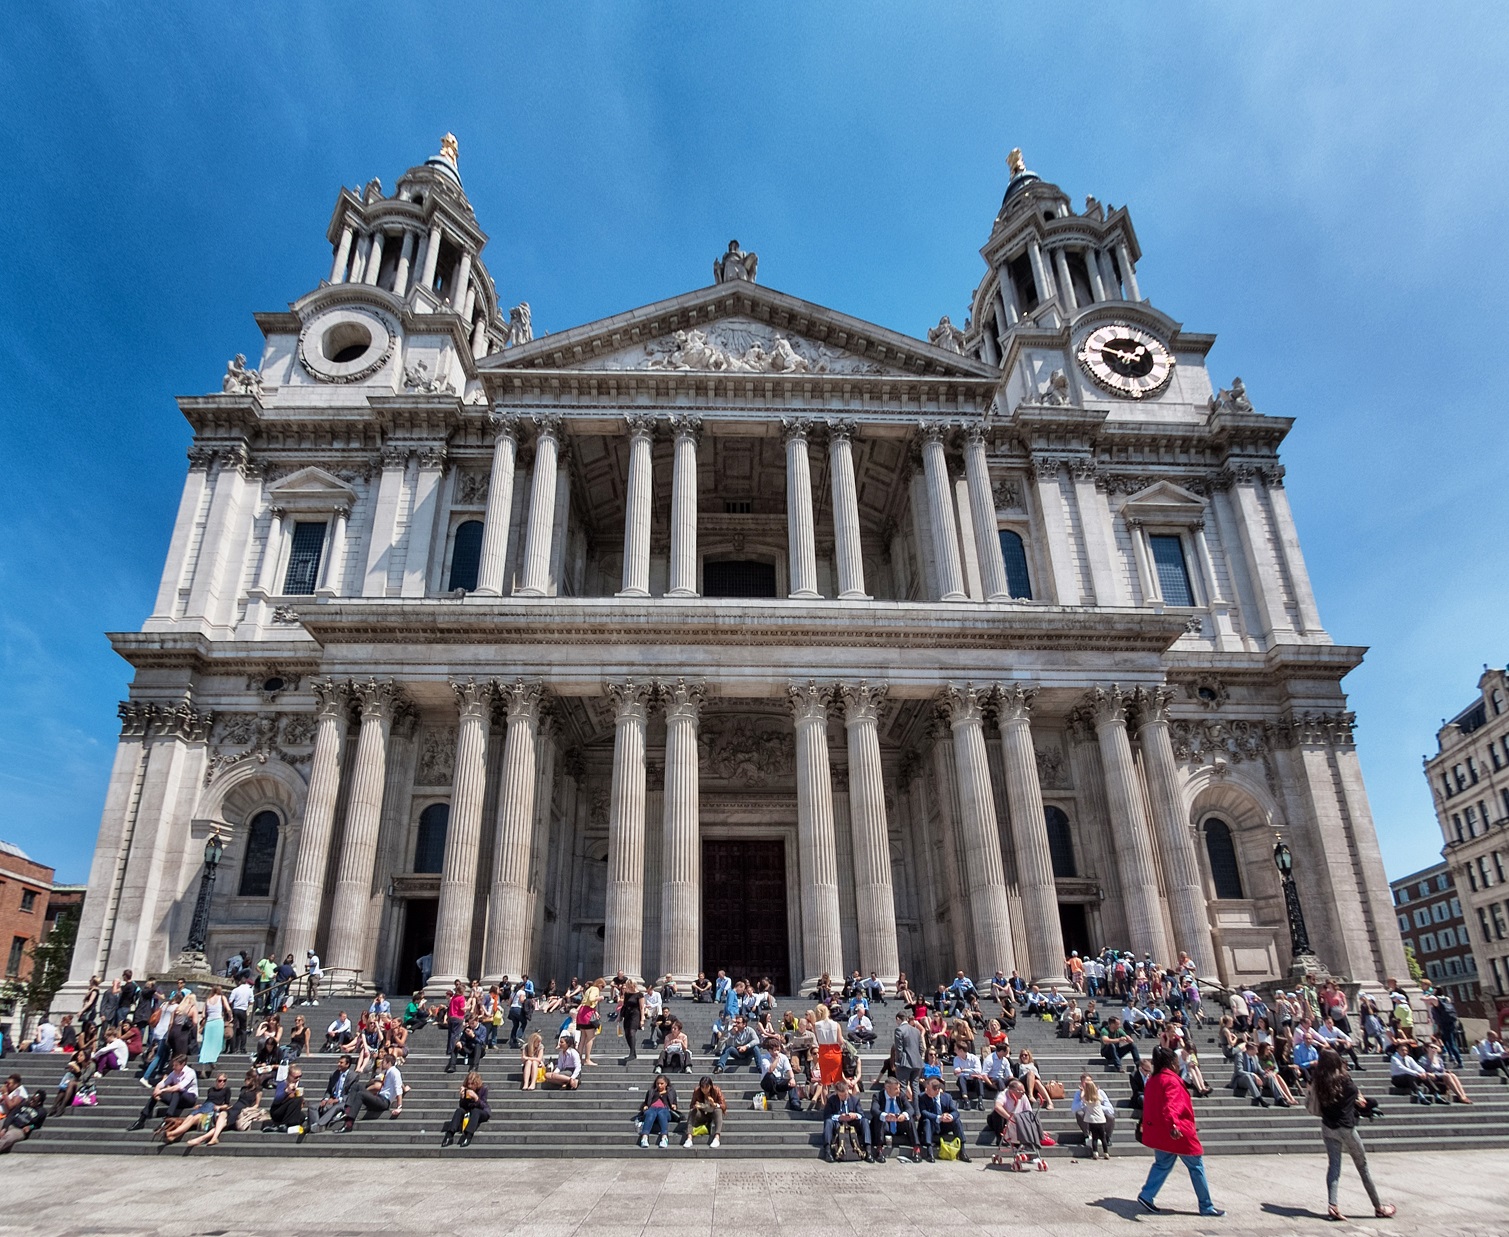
[62,139,1407,1002]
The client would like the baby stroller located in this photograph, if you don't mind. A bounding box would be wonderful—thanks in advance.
[993,1104,1049,1171]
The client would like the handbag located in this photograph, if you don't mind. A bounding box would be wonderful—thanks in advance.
[1305,1085,1323,1117]
[691,1122,710,1138]
[1046,1080,1065,1101]
[938,1135,962,1161]
[235,1104,267,1132]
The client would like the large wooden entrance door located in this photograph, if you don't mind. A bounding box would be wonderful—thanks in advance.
[702,838,791,994]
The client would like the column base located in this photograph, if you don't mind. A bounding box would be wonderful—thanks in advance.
[615,587,651,598]
[940,591,967,601]
[666,588,699,598]
[837,590,872,601]
[512,586,548,597]
[788,589,821,600]
[470,587,502,597]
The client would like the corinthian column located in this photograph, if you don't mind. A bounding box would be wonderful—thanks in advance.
[282,679,351,964]
[667,415,702,597]
[1086,686,1172,962]
[483,680,544,981]
[963,425,1011,600]
[618,414,655,597]
[603,679,653,980]
[938,685,1015,976]
[838,681,899,982]
[920,423,966,600]
[325,679,402,974]
[783,419,819,599]
[515,415,562,596]
[827,420,868,599]
[788,680,842,988]
[994,684,1067,984]
[430,679,495,986]
[659,678,705,986]
[1135,688,1217,977]
[474,413,520,596]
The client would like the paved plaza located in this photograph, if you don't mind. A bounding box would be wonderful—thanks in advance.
[0,1149,1500,1236]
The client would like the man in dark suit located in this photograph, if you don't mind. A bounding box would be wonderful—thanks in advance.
[820,1079,870,1161]
[916,1075,972,1162]
[869,1076,919,1163]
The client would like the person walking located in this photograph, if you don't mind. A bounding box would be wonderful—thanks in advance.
[620,981,645,1063]
[1135,1046,1224,1217]
[1311,1047,1396,1221]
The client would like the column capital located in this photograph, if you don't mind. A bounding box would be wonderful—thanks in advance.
[916,419,948,444]
[837,679,888,724]
[312,677,353,720]
[937,682,991,727]
[657,677,705,722]
[496,679,545,724]
[825,417,858,443]
[267,504,287,521]
[780,416,813,444]
[994,682,1038,724]
[624,412,657,439]
[963,421,989,447]
[604,678,656,723]
[1132,685,1175,728]
[450,677,496,721]
[418,444,449,471]
[488,411,523,441]
[352,678,405,722]
[1032,454,1064,480]
[332,503,351,521]
[531,413,565,442]
[1082,684,1131,728]
[786,679,834,725]
[667,413,703,443]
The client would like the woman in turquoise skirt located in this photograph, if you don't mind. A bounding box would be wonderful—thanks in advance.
[199,985,232,1067]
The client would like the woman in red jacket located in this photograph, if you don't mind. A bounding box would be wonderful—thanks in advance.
[1136,1046,1225,1217]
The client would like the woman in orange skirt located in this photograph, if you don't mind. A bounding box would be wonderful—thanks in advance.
[813,1003,844,1108]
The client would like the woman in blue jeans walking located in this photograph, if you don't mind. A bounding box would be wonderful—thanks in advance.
[1136,1046,1224,1217]
[636,1075,682,1149]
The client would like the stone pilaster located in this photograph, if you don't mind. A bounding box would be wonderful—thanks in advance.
[994,684,1067,984]
[1085,686,1173,962]
[603,679,654,980]
[938,684,1015,976]
[282,678,352,966]
[326,679,403,974]
[474,413,520,595]
[658,678,705,986]
[788,680,842,988]
[838,680,899,982]
[483,680,544,981]
[430,678,496,985]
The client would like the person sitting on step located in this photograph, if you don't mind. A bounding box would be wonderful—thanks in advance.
[916,1075,971,1162]
[713,1015,760,1074]
[1421,1040,1474,1104]
[870,1076,920,1163]
[760,1042,800,1109]
[821,1077,870,1162]
[1099,1017,1141,1071]
[635,1074,682,1149]
[127,1052,197,1131]
[1476,1029,1509,1080]
[543,1036,581,1090]
[684,1075,725,1148]
[342,1051,403,1129]
[440,1070,490,1147]
[656,1020,692,1073]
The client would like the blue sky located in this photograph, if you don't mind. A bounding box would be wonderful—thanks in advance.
[1,5,1505,883]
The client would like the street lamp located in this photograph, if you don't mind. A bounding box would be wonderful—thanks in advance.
[1272,834,1322,974]
[185,831,225,955]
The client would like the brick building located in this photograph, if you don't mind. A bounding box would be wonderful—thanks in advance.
[1391,860,1485,1016]
[0,841,58,984]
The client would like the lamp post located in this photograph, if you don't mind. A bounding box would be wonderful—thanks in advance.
[184,831,225,956]
[1272,834,1325,977]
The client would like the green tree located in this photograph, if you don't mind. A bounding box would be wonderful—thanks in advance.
[1402,942,1426,986]
[9,908,79,1013]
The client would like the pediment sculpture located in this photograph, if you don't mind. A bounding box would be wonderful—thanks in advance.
[927,315,966,354]
[600,319,885,376]
[223,353,263,396]
[713,240,758,284]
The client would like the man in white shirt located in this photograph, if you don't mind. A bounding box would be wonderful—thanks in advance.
[129,1053,198,1130]
[228,977,255,1054]
[343,1052,403,1128]
[1389,1048,1431,1100]
[846,1008,876,1046]
[323,1012,353,1053]
[29,1015,58,1053]
[304,951,323,1004]
[984,1042,1015,1094]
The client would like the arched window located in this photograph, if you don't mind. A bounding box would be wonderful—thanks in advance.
[1044,806,1077,878]
[414,803,450,874]
[237,810,281,897]
[1204,818,1244,899]
[447,520,484,592]
[998,530,1033,600]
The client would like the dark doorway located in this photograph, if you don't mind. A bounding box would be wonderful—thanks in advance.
[703,559,778,598]
[702,838,791,993]
[1058,903,1093,959]
[396,898,438,995]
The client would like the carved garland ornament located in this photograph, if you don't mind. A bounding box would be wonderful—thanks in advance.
[204,712,314,784]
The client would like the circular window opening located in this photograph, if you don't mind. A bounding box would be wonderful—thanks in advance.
[1197,686,1218,702]
[263,676,285,694]
[323,321,372,364]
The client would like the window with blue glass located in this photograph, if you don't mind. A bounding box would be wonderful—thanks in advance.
[997,530,1033,599]
[238,810,281,897]
[414,803,450,874]
[1149,533,1195,606]
[1204,818,1244,899]
[282,521,327,595]
[448,520,484,591]
[1044,806,1077,878]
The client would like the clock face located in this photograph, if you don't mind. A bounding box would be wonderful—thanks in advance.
[1076,324,1175,399]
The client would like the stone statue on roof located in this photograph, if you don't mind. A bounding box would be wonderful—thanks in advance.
[714,239,758,284]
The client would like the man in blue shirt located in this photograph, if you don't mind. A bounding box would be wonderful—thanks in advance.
[821,1079,870,1161]
[946,972,977,1016]
[916,1075,972,1162]
[869,1076,919,1163]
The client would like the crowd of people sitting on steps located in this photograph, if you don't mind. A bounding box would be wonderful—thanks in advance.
[0,940,1502,1175]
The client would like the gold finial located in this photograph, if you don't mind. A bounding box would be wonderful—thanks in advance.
[440,133,459,165]
[1007,147,1025,176]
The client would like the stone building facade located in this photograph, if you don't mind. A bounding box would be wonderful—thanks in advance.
[61,140,1406,1004]
[1425,666,1509,1008]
